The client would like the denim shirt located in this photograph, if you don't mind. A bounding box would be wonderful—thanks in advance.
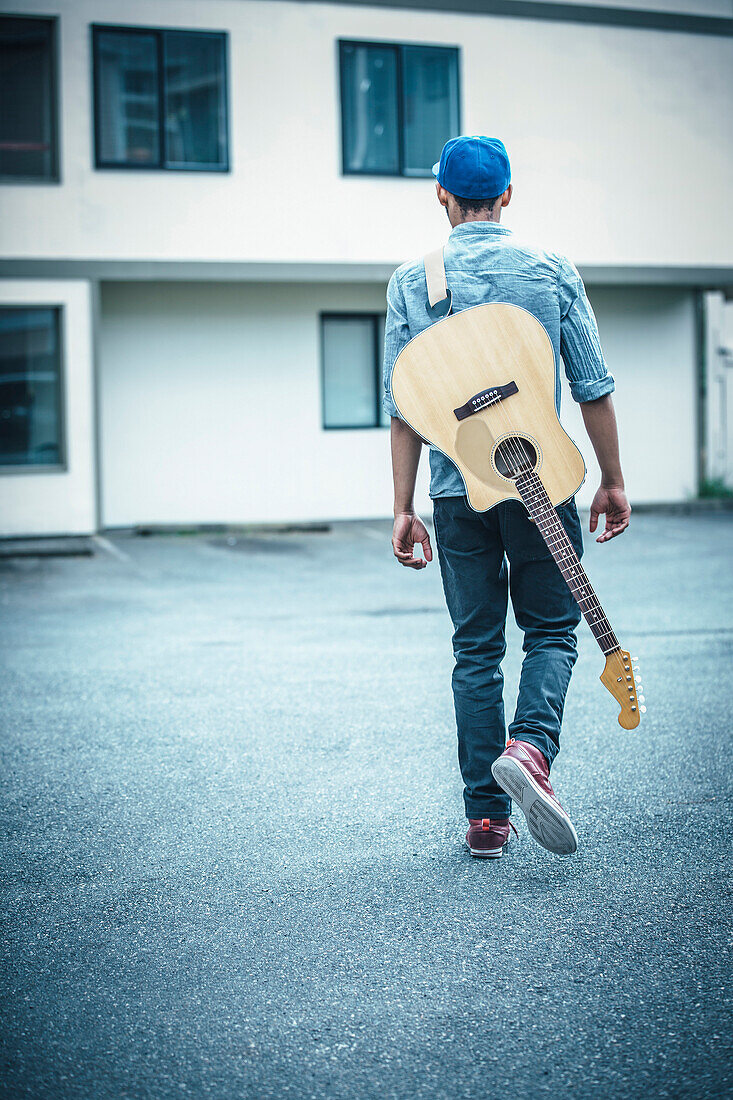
[382,222,615,498]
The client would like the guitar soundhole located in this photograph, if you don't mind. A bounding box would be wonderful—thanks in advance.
[494,436,538,480]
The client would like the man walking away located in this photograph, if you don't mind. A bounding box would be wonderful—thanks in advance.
[383,136,631,859]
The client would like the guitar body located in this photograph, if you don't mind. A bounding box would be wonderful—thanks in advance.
[391,300,643,731]
[391,302,585,512]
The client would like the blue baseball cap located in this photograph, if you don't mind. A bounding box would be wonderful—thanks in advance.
[432,136,511,200]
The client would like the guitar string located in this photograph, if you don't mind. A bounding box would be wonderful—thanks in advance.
[519,472,620,652]
[482,398,634,726]
[449,371,630,700]
[495,418,620,652]
[494,411,604,619]
[486,393,597,597]
[480,388,619,651]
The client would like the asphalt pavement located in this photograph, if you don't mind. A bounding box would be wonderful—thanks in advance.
[1,512,732,1099]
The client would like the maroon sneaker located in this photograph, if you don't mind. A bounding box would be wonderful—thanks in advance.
[491,739,578,856]
[465,817,517,859]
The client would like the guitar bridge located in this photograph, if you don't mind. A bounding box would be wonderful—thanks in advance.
[453,381,519,421]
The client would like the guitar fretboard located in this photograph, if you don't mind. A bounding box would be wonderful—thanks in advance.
[515,471,620,656]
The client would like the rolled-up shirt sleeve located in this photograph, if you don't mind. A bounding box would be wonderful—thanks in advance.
[557,255,615,403]
[382,269,411,419]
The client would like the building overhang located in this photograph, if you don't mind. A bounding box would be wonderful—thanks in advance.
[1,257,733,293]
[284,0,733,37]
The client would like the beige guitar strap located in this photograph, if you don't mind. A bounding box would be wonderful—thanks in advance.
[424,247,451,311]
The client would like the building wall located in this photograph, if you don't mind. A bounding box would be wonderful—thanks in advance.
[1,0,732,273]
[0,0,716,534]
[97,280,414,527]
[560,285,698,505]
[98,279,697,527]
[0,280,96,537]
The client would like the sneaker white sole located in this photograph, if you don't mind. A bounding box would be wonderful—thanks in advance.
[491,757,578,856]
[467,844,505,859]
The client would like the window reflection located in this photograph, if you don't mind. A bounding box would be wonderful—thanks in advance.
[96,31,159,165]
[164,32,227,167]
[322,315,387,430]
[402,47,459,176]
[93,27,227,170]
[341,44,399,174]
[0,308,63,467]
[340,41,459,177]
[0,17,57,180]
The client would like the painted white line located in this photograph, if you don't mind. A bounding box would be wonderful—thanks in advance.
[92,535,131,562]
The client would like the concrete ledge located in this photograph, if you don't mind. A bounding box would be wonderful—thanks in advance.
[103,523,333,538]
[628,497,733,514]
[296,0,733,37]
[0,537,95,558]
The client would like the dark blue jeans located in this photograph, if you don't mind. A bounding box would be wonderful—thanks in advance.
[432,495,584,820]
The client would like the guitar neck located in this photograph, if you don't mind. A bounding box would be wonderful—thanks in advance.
[515,471,620,656]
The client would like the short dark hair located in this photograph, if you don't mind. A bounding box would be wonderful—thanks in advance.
[452,193,502,217]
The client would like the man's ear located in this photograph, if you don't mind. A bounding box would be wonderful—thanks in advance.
[436,183,450,209]
[501,183,513,208]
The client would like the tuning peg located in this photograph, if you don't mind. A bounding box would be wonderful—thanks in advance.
[632,656,638,662]
[640,705,647,714]
[638,695,645,703]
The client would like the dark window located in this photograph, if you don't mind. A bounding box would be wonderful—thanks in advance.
[92,25,228,171]
[321,314,389,430]
[0,307,64,469]
[339,40,459,177]
[0,16,58,181]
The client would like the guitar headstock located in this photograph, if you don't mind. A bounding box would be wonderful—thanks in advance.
[599,648,645,730]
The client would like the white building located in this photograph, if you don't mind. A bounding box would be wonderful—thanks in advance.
[1,0,732,537]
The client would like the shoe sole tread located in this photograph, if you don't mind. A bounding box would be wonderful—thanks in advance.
[491,756,578,856]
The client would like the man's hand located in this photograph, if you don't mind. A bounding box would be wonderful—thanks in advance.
[589,485,631,543]
[392,511,433,569]
[580,396,630,543]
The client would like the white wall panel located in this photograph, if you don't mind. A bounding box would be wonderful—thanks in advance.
[562,286,697,507]
[98,280,429,526]
[99,280,696,528]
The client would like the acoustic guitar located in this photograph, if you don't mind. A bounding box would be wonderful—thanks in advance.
[391,299,643,730]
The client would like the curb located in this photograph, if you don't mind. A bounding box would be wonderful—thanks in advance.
[0,537,95,559]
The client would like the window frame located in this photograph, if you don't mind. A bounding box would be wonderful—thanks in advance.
[0,304,67,476]
[338,38,461,179]
[0,14,60,185]
[91,22,230,173]
[320,312,388,431]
